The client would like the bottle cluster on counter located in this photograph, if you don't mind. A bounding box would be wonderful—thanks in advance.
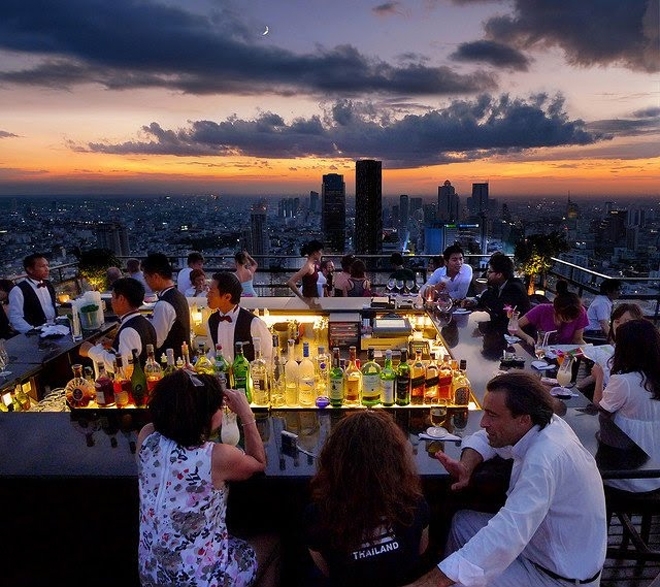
[64,334,473,410]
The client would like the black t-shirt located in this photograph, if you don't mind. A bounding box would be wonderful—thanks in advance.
[304,497,430,587]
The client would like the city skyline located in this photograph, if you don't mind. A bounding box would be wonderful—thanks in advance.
[0,0,658,199]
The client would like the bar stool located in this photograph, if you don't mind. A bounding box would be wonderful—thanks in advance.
[606,486,660,561]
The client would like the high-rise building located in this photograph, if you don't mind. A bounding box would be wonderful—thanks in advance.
[355,159,382,256]
[399,194,409,230]
[250,200,270,257]
[467,182,489,216]
[96,222,130,256]
[309,191,320,214]
[438,180,459,222]
[321,173,346,253]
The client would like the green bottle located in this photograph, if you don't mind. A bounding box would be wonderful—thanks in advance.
[130,348,148,407]
[329,347,344,408]
[361,347,381,407]
[232,342,252,403]
[380,349,396,407]
[395,348,411,406]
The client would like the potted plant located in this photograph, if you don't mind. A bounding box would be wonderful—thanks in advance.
[75,248,121,291]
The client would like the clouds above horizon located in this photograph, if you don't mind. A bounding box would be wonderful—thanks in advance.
[80,93,605,167]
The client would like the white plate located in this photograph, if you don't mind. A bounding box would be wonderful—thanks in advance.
[426,426,448,438]
[550,386,575,398]
[453,308,471,315]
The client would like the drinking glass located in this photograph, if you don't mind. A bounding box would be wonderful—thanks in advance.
[395,279,405,294]
[405,279,415,294]
[507,311,520,337]
[415,272,425,291]
[534,331,546,360]
[436,292,453,314]
[429,399,448,431]
[386,278,396,296]
[0,341,11,377]
[556,356,574,389]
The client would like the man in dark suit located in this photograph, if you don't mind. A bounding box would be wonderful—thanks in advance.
[142,253,191,358]
[463,252,530,328]
[8,254,58,333]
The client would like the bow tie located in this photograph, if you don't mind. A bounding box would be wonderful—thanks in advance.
[218,315,232,323]
[36,282,47,288]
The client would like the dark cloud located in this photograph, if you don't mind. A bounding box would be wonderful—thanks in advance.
[81,93,602,167]
[586,109,660,137]
[0,130,18,138]
[479,0,659,73]
[450,40,531,70]
[0,0,496,96]
[372,2,407,17]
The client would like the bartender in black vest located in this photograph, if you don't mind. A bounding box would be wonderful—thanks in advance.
[8,253,57,333]
[141,253,191,358]
[79,278,157,374]
[206,271,272,363]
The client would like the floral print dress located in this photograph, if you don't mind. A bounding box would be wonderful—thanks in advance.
[138,432,257,587]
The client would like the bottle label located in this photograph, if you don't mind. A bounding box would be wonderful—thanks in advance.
[380,380,395,405]
[454,385,470,406]
[396,377,410,403]
[425,375,439,388]
[362,374,380,395]
[330,379,343,401]
[411,375,425,390]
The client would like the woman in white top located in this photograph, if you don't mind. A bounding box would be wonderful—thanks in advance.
[593,319,660,493]
[234,250,258,297]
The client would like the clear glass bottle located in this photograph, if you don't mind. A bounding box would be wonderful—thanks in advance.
[361,347,381,407]
[144,343,163,396]
[284,338,299,406]
[395,348,411,406]
[329,347,344,408]
[194,342,215,375]
[131,348,148,407]
[453,359,471,406]
[270,335,286,408]
[410,349,426,405]
[65,363,95,408]
[113,355,131,408]
[437,354,454,401]
[315,345,330,398]
[379,349,396,407]
[232,341,252,403]
[94,361,116,407]
[343,345,362,406]
[298,341,316,407]
[250,336,269,407]
[424,352,439,404]
[164,348,177,376]
[14,383,31,411]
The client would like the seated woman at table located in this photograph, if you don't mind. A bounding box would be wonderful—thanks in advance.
[342,259,372,297]
[514,280,588,346]
[184,268,208,297]
[304,410,429,587]
[137,370,274,587]
[593,319,660,494]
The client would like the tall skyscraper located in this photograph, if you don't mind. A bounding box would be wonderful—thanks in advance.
[250,200,270,257]
[468,182,489,216]
[437,180,459,222]
[399,194,409,230]
[309,190,320,213]
[321,173,346,253]
[96,222,130,256]
[355,159,382,256]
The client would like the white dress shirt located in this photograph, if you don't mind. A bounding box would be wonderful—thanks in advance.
[8,278,57,333]
[151,286,178,348]
[177,268,193,293]
[87,311,144,374]
[440,416,607,587]
[205,305,273,364]
[422,265,473,300]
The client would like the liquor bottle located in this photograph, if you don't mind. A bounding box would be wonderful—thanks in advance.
[453,359,471,406]
[424,352,439,404]
[343,345,362,406]
[329,347,344,408]
[315,346,330,398]
[65,364,95,408]
[181,341,194,370]
[284,338,299,406]
[94,362,116,407]
[298,341,316,407]
[250,336,269,406]
[10,387,22,412]
[437,355,454,402]
[232,342,252,403]
[379,349,396,407]
[144,344,163,395]
[124,353,135,380]
[410,349,426,405]
[14,383,31,411]
[164,348,177,376]
[160,352,168,372]
[361,347,381,407]
[113,356,131,408]
[214,344,230,389]
[131,348,148,407]
[395,348,411,406]
[270,335,286,408]
[194,342,215,375]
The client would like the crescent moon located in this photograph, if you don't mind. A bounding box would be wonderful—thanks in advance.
[262,26,269,36]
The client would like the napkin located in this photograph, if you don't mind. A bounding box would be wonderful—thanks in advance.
[39,324,70,338]
[418,432,462,442]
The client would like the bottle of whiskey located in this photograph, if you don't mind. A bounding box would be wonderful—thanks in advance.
[424,352,439,404]
[113,355,132,408]
[410,349,426,405]
[131,348,148,407]
[144,344,163,395]
[453,359,471,406]
[361,347,381,407]
[437,355,454,402]
[250,336,269,407]
[343,345,362,406]
[94,362,116,407]
[379,349,396,407]
[65,363,95,408]
[395,348,411,406]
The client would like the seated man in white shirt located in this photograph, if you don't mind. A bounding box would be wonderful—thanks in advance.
[79,277,157,374]
[9,253,57,333]
[406,372,606,587]
[206,271,272,364]
[420,244,473,301]
[177,252,204,294]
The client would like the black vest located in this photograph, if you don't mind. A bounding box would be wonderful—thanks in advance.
[112,313,157,365]
[208,307,257,362]
[156,288,191,357]
[17,280,57,328]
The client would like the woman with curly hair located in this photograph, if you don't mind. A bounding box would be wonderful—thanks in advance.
[304,410,429,586]
[137,370,270,587]
[593,319,660,494]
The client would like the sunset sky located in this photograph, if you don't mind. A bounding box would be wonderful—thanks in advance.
[0,0,658,199]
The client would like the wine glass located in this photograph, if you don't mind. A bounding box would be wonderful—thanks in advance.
[395,279,405,295]
[386,278,396,296]
[415,272,425,291]
[436,292,453,314]
[427,398,449,437]
[405,279,415,294]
